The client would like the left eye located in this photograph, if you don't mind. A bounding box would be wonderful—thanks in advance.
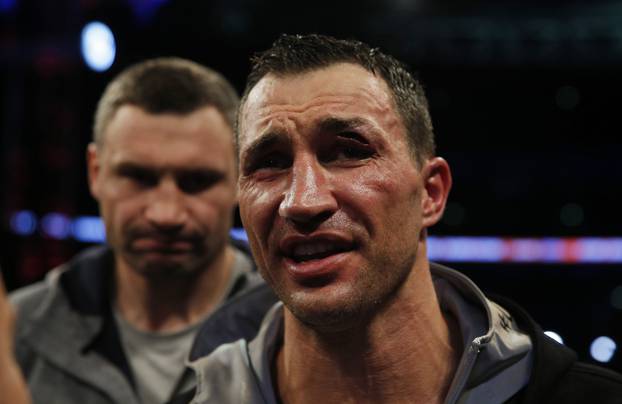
[320,139,375,163]
[335,145,374,160]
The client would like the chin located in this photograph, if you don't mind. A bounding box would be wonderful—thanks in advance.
[284,287,377,332]
[134,260,198,279]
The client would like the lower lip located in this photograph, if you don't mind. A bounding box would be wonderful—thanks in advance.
[283,251,352,283]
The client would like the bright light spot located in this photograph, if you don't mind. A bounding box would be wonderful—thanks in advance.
[544,331,564,344]
[72,216,106,243]
[41,213,71,240]
[81,21,116,72]
[590,336,617,363]
[10,210,37,236]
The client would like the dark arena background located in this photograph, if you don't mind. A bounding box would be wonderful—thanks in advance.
[1,0,621,371]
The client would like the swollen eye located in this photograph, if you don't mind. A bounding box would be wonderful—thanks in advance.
[339,145,374,159]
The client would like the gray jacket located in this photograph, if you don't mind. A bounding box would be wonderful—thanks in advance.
[188,263,535,404]
[10,245,272,404]
[187,262,622,403]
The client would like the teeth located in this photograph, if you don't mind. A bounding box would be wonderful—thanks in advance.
[292,242,336,257]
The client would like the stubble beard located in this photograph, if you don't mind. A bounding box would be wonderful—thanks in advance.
[118,236,217,282]
[270,251,416,333]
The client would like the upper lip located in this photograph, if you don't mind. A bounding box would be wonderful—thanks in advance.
[278,232,355,260]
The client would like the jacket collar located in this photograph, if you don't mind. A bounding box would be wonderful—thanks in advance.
[430,263,534,403]
[489,295,577,403]
[232,263,536,404]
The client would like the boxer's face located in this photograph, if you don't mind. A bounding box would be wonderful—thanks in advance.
[237,63,434,328]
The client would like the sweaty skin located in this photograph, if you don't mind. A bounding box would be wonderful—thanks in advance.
[238,63,457,403]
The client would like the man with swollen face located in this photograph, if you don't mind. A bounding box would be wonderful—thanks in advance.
[9,58,275,404]
[188,35,622,403]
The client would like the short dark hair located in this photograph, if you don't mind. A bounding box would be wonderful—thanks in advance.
[94,57,239,145]
[239,34,435,163]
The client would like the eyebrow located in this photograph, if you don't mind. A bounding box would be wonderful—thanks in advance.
[241,130,291,162]
[240,117,373,162]
[115,161,224,178]
[317,116,369,134]
[114,161,157,174]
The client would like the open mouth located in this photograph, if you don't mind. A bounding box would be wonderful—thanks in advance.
[286,240,353,263]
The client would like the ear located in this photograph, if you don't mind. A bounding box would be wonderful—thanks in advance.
[86,143,101,200]
[421,157,452,228]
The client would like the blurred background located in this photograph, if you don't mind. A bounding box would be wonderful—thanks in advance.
[1,0,621,370]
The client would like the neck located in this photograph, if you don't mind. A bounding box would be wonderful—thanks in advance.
[114,246,235,332]
[275,250,460,404]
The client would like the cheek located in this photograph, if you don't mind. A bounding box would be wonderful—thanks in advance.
[339,163,421,234]
[112,199,143,228]
[191,189,237,230]
[239,182,284,269]
[98,197,139,245]
[239,184,279,240]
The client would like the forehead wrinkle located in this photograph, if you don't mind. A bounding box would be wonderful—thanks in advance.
[240,71,399,152]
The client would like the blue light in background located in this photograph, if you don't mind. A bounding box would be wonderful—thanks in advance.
[590,336,617,363]
[229,227,249,242]
[41,213,71,240]
[72,216,106,243]
[81,21,116,72]
[7,211,622,264]
[579,238,622,263]
[10,210,37,236]
[0,0,16,13]
[427,236,506,262]
[126,0,170,24]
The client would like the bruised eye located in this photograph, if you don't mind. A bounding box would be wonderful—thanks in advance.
[320,133,375,163]
[335,144,374,160]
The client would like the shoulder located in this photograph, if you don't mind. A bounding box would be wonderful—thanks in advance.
[9,267,65,322]
[493,296,622,404]
[547,361,622,403]
[9,245,112,333]
[189,340,260,404]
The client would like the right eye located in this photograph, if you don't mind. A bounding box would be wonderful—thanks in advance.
[244,152,292,175]
[118,167,158,187]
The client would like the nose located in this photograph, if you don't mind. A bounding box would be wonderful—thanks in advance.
[278,156,337,227]
[145,178,188,231]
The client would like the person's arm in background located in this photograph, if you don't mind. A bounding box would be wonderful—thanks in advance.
[0,274,30,404]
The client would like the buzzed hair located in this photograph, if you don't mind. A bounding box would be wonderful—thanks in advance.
[93,57,239,146]
[239,34,435,164]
